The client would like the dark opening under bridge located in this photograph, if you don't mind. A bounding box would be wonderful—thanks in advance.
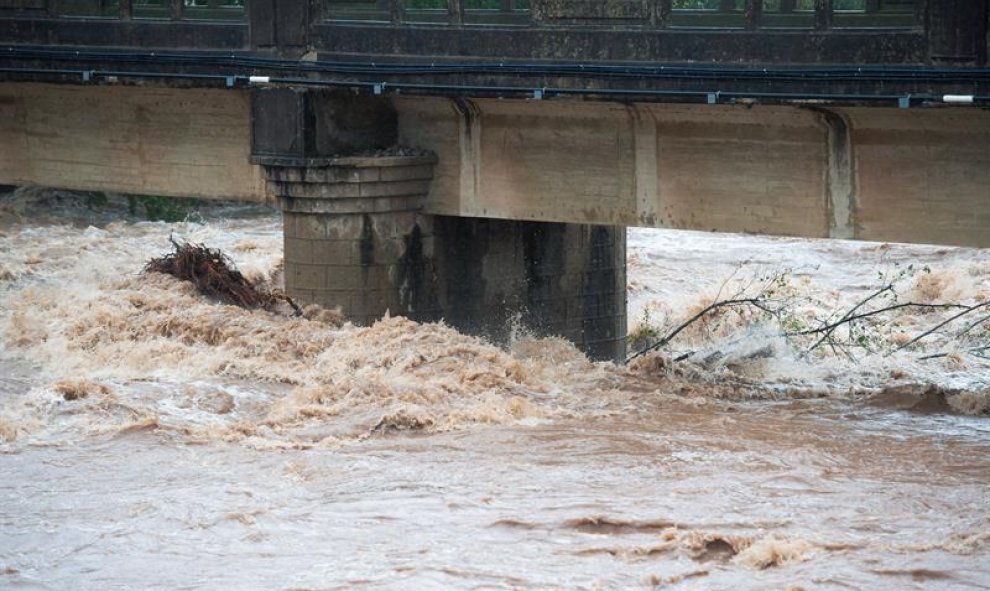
[1,0,988,360]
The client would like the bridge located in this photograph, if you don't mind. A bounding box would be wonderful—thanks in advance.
[1,0,988,360]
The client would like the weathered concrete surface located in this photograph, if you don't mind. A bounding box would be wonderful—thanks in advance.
[274,155,440,323]
[398,98,830,236]
[1,83,987,248]
[432,217,627,362]
[839,107,990,246]
[398,97,990,247]
[250,88,398,165]
[272,156,626,361]
[0,83,265,201]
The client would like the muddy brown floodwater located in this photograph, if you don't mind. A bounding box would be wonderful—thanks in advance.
[1,189,988,590]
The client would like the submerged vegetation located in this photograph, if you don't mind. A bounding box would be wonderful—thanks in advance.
[127,194,203,223]
[627,263,990,365]
[0,187,209,224]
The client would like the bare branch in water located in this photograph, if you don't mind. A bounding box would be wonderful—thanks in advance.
[891,301,990,354]
[803,284,893,353]
[627,297,777,363]
[144,235,302,316]
[919,344,990,361]
[626,264,989,365]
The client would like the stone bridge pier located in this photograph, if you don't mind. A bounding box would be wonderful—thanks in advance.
[252,87,626,361]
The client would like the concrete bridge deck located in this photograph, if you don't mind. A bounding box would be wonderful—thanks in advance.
[1,82,987,247]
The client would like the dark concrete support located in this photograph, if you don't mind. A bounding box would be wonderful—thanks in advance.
[448,0,465,24]
[388,0,404,24]
[744,0,762,30]
[253,88,628,362]
[249,0,309,49]
[814,0,832,31]
[249,0,275,47]
[250,88,397,165]
[270,158,628,360]
[432,217,626,362]
[653,0,671,27]
[927,0,988,64]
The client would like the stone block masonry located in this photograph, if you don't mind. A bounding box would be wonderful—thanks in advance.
[273,155,444,324]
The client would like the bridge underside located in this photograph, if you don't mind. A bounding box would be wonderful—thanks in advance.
[2,82,987,248]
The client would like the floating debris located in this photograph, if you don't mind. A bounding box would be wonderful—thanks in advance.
[144,236,301,315]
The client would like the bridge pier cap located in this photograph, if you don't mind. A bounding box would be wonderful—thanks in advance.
[251,88,628,362]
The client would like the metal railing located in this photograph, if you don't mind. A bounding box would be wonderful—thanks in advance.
[0,0,921,28]
[323,0,532,25]
[40,0,245,20]
[320,0,918,28]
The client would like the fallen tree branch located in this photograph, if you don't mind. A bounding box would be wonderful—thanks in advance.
[786,301,971,338]
[802,284,893,353]
[626,265,988,365]
[626,297,774,362]
[144,236,301,316]
[891,301,990,354]
[955,312,990,340]
[918,344,990,361]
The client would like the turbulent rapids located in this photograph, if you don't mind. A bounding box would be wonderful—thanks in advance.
[1,188,988,590]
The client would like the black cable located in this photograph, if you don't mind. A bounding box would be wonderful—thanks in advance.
[4,45,990,84]
[2,66,986,105]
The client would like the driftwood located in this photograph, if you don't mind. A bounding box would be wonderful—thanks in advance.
[144,236,301,316]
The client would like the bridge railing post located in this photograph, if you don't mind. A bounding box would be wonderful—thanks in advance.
[448,0,464,24]
[926,0,988,65]
[744,0,761,29]
[915,0,927,31]
[651,0,671,27]
[814,0,832,30]
[389,0,404,24]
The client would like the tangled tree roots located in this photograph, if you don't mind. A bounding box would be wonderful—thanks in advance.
[145,237,301,315]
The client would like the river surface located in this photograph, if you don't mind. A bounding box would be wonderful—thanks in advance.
[1,189,988,590]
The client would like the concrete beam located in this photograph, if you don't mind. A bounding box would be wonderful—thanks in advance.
[398,97,829,236]
[838,106,990,246]
[1,83,987,248]
[398,97,990,247]
[0,82,265,201]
